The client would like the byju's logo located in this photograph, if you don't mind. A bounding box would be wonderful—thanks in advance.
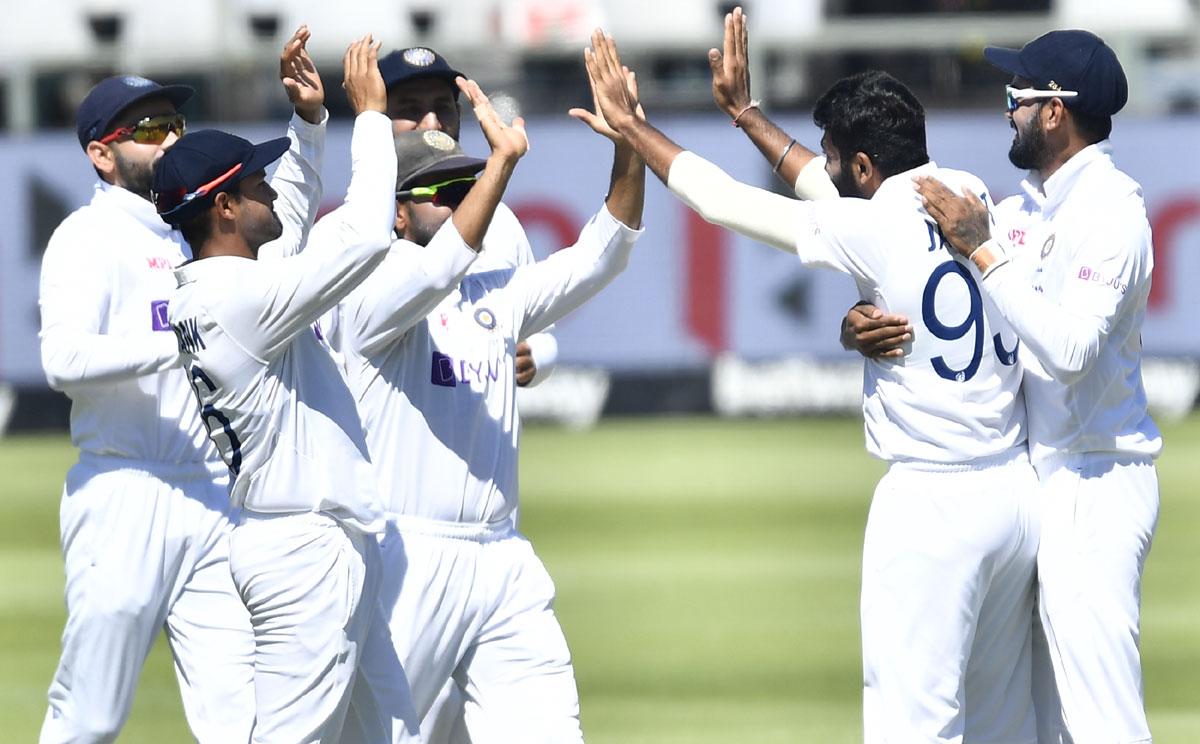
[430,351,502,388]
[431,351,457,387]
[150,300,170,331]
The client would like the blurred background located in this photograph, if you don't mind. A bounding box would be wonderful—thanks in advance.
[1,1,1198,742]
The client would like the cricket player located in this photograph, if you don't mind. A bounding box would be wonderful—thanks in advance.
[374,46,563,741]
[914,31,1162,744]
[155,37,417,742]
[36,27,323,743]
[586,29,1040,743]
[334,72,645,743]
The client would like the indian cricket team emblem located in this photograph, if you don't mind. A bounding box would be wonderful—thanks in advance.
[1040,234,1055,259]
[423,130,456,151]
[403,47,436,67]
[474,308,497,331]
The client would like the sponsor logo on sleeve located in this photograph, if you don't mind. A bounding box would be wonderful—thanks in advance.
[150,300,170,331]
[1076,266,1128,294]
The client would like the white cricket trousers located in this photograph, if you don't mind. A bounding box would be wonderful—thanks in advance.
[1031,453,1158,744]
[862,449,1040,744]
[230,511,404,744]
[40,453,254,744]
[363,518,584,744]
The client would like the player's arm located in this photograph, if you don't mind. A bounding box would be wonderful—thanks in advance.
[39,222,179,390]
[916,176,1136,382]
[709,6,836,200]
[491,205,559,386]
[259,25,328,261]
[497,63,647,339]
[340,76,528,357]
[232,36,397,360]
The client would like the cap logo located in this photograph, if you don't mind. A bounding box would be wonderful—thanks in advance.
[122,75,155,88]
[422,130,456,151]
[403,48,436,67]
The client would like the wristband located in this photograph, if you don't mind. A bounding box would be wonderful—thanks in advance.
[731,100,761,127]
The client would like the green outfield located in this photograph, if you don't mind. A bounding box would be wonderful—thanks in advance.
[2,415,1198,742]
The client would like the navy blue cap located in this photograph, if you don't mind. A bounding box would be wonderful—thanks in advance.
[76,75,193,150]
[151,129,289,226]
[984,30,1128,117]
[379,47,463,91]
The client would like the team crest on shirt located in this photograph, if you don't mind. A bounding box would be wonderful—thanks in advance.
[1040,234,1056,259]
[474,308,497,331]
[403,48,436,67]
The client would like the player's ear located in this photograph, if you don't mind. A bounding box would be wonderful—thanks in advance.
[393,200,409,237]
[213,191,239,223]
[852,151,873,184]
[86,142,117,182]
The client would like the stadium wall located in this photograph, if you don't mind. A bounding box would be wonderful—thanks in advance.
[2,112,1198,429]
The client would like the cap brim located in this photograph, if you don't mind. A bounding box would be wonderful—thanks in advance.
[240,137,291,181]
[983,46,1030,80]
[402,155,488,190]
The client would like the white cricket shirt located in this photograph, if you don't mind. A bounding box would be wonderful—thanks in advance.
[339,205,641,524]
[986,142,1162,465]
[167,111,396,531]
[669,153,1026,464]
[38,113,325,467]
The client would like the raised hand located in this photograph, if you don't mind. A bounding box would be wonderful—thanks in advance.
[280,25,324,123]
[456,76,529,163]
[342,35,386,116]
[570,59,644,143]
[583,30,640,134]
[709,6,754,120]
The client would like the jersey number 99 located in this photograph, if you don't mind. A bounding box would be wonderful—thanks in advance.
[922,260,1018,382]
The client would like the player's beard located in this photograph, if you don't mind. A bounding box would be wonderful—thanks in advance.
[112,149,155,201]
[831,161,866,199]
[246,208,284,257]
[1008,109,1050,171]
[403,203,452,247]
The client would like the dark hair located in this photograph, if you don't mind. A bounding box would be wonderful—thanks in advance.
[812,71,930,179]
[178,211,212,252]
[1069,108,1113,144]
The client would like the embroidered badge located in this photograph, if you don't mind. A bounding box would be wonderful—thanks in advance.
[423,130,456,151]
[403,48,436,67]
[474,308,497,330]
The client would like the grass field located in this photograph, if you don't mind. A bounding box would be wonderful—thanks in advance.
[2,415,1198,742]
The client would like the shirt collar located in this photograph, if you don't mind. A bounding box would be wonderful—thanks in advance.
[873,160,940,207]
[94,180,177,236]
[1019,140,1113,217]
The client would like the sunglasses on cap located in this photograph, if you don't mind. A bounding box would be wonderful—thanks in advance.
[396,176,477,207]
[152,162,244,216]
[1005,85,1079,113]
[99,113,187,146]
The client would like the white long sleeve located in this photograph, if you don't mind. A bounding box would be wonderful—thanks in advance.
[258,110,327,261]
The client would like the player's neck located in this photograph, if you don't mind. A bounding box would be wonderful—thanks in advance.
[196,235,257,261]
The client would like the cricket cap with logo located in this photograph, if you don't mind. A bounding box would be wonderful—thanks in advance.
[379,46,464,91]
[394,130,486,192]
[151,129,289,226]
[984,30,1128,117]
[75,74,193,150]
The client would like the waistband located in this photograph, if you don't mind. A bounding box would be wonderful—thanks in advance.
[389,514,515,542]
[889,444,1029,474]
[78,450,228,481]
[1034,450,1155,479]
